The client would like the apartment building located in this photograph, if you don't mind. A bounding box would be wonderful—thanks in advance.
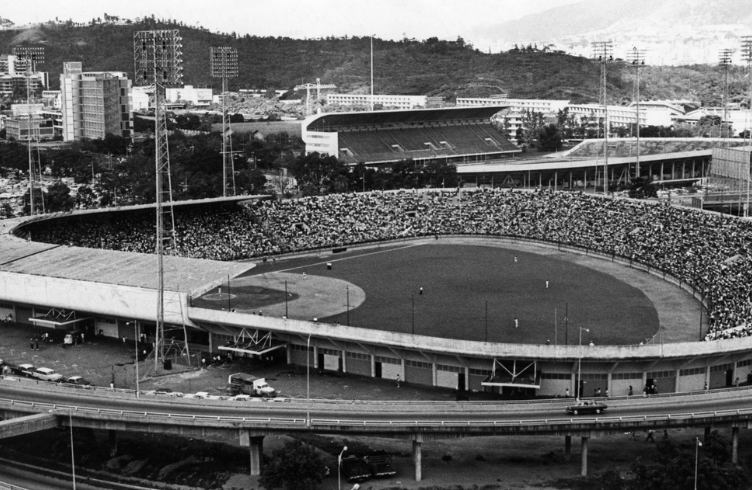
[60,62,132,142]
[0,54,47,97]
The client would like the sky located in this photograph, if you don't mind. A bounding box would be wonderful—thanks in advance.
[2,0,582,44]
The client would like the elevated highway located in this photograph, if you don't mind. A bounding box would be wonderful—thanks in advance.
[2,377,752,480]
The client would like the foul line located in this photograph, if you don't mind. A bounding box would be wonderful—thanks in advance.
[270,242,422,274]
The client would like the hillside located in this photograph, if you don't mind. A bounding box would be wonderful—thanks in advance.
[478,0,752,65]
[0,20,749,105]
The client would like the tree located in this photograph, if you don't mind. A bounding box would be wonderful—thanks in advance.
[0,203,14,219]
[259,439,327,490]
[627,433,748,490]
[46,181,75,212]
[288,152,343,195]
[537,124,563,152]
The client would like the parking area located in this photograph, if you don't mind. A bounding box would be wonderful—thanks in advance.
[0,321,478,402]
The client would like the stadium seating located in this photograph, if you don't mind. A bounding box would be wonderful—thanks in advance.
[336,124,517,163]
[22,189,752,342]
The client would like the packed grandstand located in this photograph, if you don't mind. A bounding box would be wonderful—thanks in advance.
[22,189,752,342]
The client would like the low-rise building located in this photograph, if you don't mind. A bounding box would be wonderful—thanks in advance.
[165,85,213,108]
[327,93,428,110]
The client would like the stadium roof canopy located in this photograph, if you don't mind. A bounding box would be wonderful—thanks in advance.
[304,106,509,131]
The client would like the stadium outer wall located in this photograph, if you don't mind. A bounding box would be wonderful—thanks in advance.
[187,235,752,399]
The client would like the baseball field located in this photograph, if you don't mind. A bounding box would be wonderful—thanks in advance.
[204,241,663,346]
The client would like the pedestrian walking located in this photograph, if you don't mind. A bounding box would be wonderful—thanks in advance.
[514,256,518,263]
[735,377,740,387]
[545,280,549,289]
[396,374,400,388]
[646,430,655,443]
[565,388,570,397]
[514,317,519,328]
[34,339,39,351]
[663,430,669,440]
[29,338,34,350]
[628,385,633,396]
[419,287,423,295]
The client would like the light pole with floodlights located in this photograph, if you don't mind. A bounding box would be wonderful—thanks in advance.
[338,445,348,490]
[694,436,702,490]
[577,327,590,401]
[306,332,311,427]
[126,321,139,396]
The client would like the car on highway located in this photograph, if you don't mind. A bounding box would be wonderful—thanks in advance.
[231,394,261,402]
[142,388,183,397]
[566,399,607,415]
[64,375,93,387]
[32,367,64,382]
[16,364,35,378]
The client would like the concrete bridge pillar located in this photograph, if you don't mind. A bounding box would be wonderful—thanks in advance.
[580,436,589,476]
[412,433,423,482]
[239,430,266,476]
[564,435,572,461]
[249,436,264,476]
[108,429,117,457]
[732,427,739,464]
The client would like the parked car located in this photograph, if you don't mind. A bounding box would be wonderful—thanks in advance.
[16,363,35,378]
[32,367,64,382]
[64,375,93,387]
[566,399,608,415]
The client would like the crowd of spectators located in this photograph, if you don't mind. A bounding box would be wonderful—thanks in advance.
[23,188,752,341]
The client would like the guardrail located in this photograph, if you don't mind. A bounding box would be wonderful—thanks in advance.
[0,481,28,490]
[4,375,752,408]
[3,395,752,433]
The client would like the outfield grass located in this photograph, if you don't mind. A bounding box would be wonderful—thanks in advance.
[248,243,659,346]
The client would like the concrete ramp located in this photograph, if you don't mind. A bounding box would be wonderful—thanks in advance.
[0,413,58,439]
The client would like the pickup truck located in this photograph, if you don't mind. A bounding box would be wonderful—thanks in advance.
[340,456,372,483]
[228,373,276,397]
[364,451,397,477]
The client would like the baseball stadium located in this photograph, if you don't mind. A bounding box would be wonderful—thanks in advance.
[2,178,752,399]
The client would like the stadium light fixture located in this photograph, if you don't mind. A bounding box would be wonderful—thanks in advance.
[626,47,647,180]
[719,48,734,143]
[591,41,614,195]
[211,47,239,197]
[12,46,45,217]
[133,30,183,374]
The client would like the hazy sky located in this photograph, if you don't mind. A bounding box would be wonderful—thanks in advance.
[3,0,581,44]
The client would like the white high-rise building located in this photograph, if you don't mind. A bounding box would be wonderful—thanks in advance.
[60,62,132,142]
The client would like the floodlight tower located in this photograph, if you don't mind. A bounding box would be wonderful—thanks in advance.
[134,30,183,371]
[719,48,733,143]
[12,47,44,215]
[592,41,614,195]
[627,47,646,179]
[742,37,752,216]
[211,47,239,197]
